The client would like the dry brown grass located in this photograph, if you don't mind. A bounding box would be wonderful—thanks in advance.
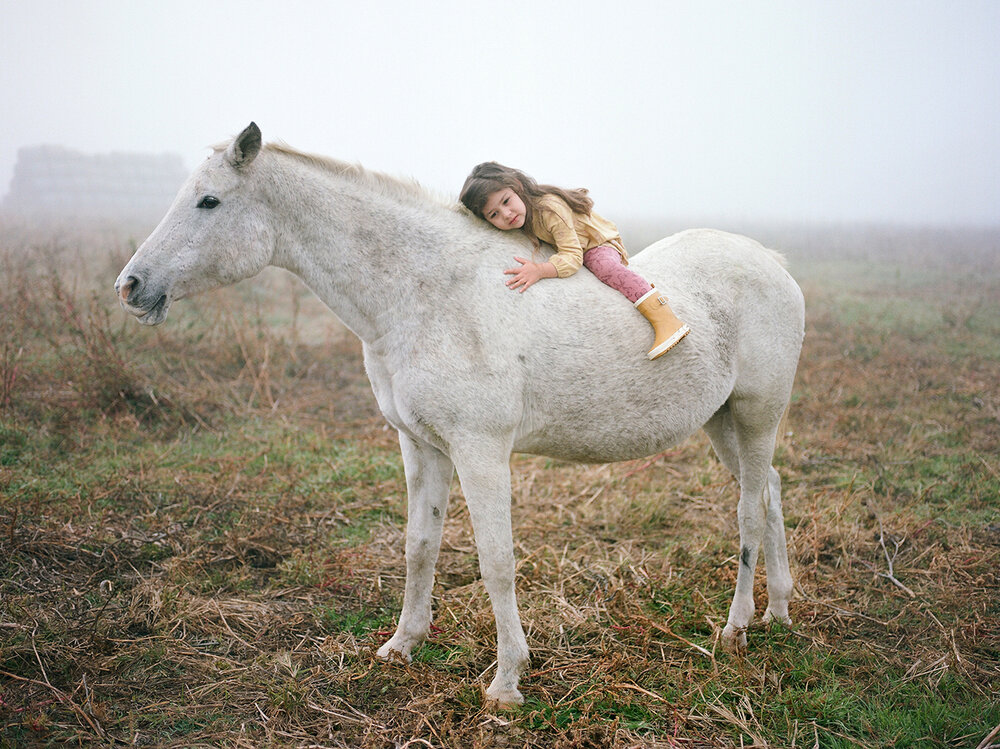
[1,219,998,747]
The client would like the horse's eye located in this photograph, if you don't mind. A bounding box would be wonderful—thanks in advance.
[197,196,220,209]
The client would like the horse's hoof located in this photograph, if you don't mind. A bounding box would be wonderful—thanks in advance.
[762,608,792,628]
[376,641,413,664]
[485,687,524,710]
[721,623,748,653]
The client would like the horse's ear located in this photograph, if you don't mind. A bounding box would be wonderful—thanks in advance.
[226,122,262,169]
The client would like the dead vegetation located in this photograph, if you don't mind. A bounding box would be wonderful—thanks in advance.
[0,219,998,747]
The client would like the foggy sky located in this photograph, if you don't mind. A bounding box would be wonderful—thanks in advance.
[2,0,998,226]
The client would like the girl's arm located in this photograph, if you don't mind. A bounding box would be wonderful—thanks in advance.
[536,198,586,277]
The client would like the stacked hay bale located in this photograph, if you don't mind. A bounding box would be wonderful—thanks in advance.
[2,145,187,222]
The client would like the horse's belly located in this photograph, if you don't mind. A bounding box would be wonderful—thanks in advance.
[512,398,717,463]
[514,432,678,463]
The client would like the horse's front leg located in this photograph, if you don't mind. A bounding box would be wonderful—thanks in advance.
[451,441,529,708]
[377,432,454,662]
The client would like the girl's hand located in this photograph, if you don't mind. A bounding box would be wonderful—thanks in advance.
[504,257,557,293]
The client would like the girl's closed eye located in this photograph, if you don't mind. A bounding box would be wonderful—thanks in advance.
[488,196,508,220]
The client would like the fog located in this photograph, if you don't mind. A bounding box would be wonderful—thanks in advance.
[2,0,998,227]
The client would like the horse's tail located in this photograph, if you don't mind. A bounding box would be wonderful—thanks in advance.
[773,394,796,465]
[763,247,789,269]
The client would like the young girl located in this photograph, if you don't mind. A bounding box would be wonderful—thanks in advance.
[459,162,690,360]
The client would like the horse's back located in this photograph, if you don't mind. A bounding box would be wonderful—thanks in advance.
[631,229,797,302]
[630,228,804,366]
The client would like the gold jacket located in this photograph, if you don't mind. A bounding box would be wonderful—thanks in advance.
[530,194,629,277]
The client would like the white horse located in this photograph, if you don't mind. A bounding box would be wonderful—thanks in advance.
[116,123,804,707]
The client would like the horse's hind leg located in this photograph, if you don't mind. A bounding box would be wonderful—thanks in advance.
[760,465,793,628]
[377,433,454,662]
[705,401,793,650]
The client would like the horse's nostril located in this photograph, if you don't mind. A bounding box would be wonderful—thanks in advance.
[119,275,140,302]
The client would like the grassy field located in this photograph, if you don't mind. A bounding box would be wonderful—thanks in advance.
[1,219,998,748]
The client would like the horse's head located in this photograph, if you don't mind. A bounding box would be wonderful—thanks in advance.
[115,122,274,325]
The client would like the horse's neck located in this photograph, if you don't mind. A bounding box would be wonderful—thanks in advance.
[264,155,460,342]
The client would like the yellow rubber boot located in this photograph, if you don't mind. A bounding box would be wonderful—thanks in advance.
[634,287,691,360]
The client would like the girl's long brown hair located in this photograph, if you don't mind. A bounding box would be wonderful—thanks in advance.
[459,162,593,244]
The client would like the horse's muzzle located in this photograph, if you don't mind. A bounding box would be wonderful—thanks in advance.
[115,273,170,325]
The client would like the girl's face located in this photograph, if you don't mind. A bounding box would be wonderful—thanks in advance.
[481,188,526,231]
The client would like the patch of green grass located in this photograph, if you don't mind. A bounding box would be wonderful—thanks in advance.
[266,679,309,715]
[277,549,325,587]
[650,636,1000,748]
[855,453,1000,523]
[132,712,223,739]
[523,695,588,731]
[2,413,404,524]
[0,424,29,466]
[315,605,393,637]
[525,692,660,734]
[411,638,473,668]
[332,513,381,546]
[194,565,258,594]
[772,676,998,748]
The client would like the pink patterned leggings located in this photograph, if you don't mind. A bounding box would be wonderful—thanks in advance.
[583,245,652,303]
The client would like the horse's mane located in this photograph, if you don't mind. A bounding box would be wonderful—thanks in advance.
[241,139,465,214]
